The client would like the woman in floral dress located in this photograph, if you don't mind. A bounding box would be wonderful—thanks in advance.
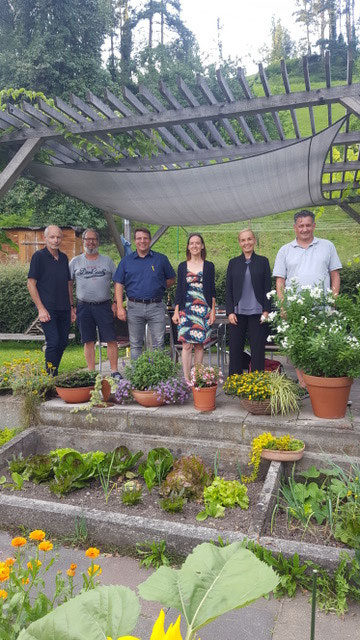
[172,234,216,381]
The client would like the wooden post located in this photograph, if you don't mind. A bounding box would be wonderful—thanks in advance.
[339,203,360,224]
[150,225,169,247]
[0,138,43,200]
[102,211,124,257]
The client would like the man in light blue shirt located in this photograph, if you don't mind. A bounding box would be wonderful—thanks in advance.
[273,210,342,298]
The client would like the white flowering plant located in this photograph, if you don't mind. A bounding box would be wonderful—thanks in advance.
[266,282,360,378]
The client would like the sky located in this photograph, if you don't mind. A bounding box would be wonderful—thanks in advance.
[178,0,336,73]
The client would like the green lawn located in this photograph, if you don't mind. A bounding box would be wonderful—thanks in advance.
[0,341,109,374]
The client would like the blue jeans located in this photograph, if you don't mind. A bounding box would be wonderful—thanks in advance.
[127,300,166,360]
[41,309,71,375]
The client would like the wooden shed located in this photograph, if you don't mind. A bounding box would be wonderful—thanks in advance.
[0,226,84,263]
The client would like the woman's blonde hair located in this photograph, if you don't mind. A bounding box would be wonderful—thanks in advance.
[238,228,256,241]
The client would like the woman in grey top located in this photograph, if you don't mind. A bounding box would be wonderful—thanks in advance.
[225,229,271,376]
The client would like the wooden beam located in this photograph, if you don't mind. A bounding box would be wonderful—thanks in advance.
[281,59,301,138]
[258,63,285,140]
[216,69,255,144]
[196,74,241,146]
[339,97,360,117]
[102,211,124,257]
[159,81,213,149]
[339,203,360,224]
[237,67,270,142]
[177,76,228,148]
[0,138,42,199]
[150,225,169,247]
[1,83,359,145]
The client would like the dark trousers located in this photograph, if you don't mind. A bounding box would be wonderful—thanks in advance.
[41,309,71,375]
[228,314,266,376]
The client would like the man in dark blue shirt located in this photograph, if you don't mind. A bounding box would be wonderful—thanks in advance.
[27,225,76,374]
[114,227,175,360]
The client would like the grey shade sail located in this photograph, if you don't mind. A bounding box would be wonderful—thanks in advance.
[27,119,344,226]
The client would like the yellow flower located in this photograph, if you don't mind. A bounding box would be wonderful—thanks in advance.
[11,536,27,547]
[88,564,102,577]
[27,560,42,570]
[69,563,77,571]
[67,569,76,577]
[0,589,8,600]
[22,577,30,585]
[0,566,10,582]
[29,529,46,541]
[85,547,100,558]
[347,490,352,497]
[38,540,53,552]
[108,610,184,640]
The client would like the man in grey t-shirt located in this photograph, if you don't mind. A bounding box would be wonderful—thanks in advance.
[69,229,121,377]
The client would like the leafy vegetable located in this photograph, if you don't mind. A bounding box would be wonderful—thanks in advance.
[139,447,174,491]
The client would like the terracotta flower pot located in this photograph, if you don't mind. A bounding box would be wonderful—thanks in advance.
[192,385,217,412]
[240,398,271,415]
[261,445,305,462]
[132,389,164,407]
[302,373,353,419]
[55,386,94,404]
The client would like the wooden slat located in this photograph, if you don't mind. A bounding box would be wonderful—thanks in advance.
[338,51,355,199]
[22,102,52,126]
[237,67,270,142]
[8,104,41,129]
[0,110,26,128]
[325,180,360,191]
[139,84,198,151]
[324,161,360,172]
[281,59,301,138]
[87,90,117,119]
[339,202,360,224]
[70,93,102,121]
[150,225,169,247]
[158,81,213,149]
[258,63,285,140]
[302,56,316,135]
[123,86,185,152]
[177,76,228,148]
[325,51,334,199]
[196,75,241,145]
[1,83,359,145]
[216,69,255,144]
[0,138,43,199]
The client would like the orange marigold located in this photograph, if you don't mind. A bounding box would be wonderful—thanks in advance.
[29,530,46,541]
[66,569,76,577]
[88,564,102,577]
[11,537,27,547]
[22,577,30,585]
[5,558,15,567]
[69,563,77,571]
[38,541,53,552]
[85,547,100,559]
[0,589,8,600]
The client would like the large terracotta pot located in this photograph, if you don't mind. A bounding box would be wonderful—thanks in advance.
[302,373,353,419]
[241,398,271,415]
[261,445,305,462]
[192,385,217,412]
[132,389,164,407]
[55,386,94,404]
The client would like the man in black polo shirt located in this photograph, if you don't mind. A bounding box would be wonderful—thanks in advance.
[27,225,76,374]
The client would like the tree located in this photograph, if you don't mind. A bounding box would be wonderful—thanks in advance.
[0,0,113,98]
[294,0,315,54]
[261,17,295,64]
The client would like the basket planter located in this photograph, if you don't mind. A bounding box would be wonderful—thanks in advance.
[55,386,94,404]
[261,445,305,462]
[240,398,271,415]
[192,385,217,412]
[132,389,164,407]
[302,373,353,419]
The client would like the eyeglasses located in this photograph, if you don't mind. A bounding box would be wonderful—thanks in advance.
[83,238,98,243]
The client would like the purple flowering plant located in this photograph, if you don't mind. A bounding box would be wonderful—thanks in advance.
[154,376,190,404]
[114,378,133,405]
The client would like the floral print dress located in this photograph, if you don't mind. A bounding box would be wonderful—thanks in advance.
[178,271,211,344]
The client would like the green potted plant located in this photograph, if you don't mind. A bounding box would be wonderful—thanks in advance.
[242,432,305,483]
[55,370,98,404]
[267,283,360,418]
[124,350,180,407]
[189,364,223,412]
[223,370,299,416]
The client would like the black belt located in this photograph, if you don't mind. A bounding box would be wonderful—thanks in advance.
[77,299,111,305]
[128,297,162,304]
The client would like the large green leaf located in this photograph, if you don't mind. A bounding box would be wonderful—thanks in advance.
[138,542,279,636]
[17,585,140,640]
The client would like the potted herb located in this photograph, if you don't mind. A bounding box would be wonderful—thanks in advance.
[223,370,299,416]
[267,283,360,418]
[124,350,180,407]
[243,432,305,483]
[55,370,98,404]
[190,364,223,412]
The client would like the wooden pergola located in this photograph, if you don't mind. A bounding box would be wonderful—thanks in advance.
[1,52,360,254]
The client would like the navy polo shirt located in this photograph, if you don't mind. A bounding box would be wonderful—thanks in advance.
[28,247,71,311]
[113,250,175,299]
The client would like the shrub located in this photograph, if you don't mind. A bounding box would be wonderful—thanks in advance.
[0,263,36,332]
[124,350,179,391]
